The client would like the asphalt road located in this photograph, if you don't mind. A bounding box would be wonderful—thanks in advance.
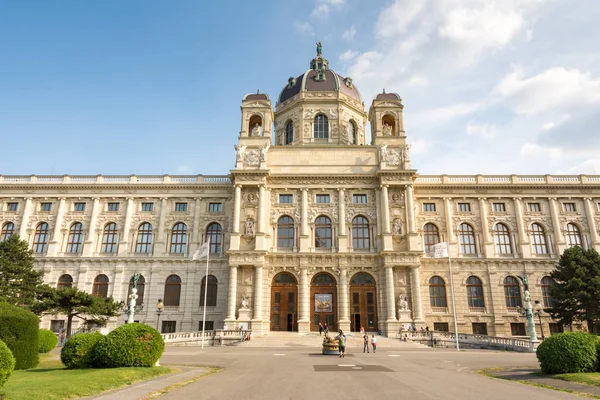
[158,343,586,400]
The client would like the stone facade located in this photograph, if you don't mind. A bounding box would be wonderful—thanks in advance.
[1,48,600,337]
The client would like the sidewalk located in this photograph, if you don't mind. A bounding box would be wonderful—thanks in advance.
[488,368,600,398]
[86,365,212,400]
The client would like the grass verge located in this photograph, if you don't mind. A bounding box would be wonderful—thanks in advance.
[143,367,221,399]
[554,372,600,387]
[0,353,174,400]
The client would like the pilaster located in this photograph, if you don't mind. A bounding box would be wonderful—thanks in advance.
[299,188,310,252]
[410,266,424,323]
[298,267,310,333]
[83,198,100,257]
[255,185,266,250]
[154,197,168,256]
[225,265,238,327]
[118,198,135,256]
[47,198,66,256]
[478,198,493,257]
[338,189,347,252]
[584,198,600,250]
[18,197,33,239]
[338,268,350,332]
[513,197,531,257]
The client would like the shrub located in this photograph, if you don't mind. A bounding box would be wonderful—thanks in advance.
[93,323,164,368]
[38,329,58,353]
[0,339,16,387]
[0,302,39,369]
[536,331,599,374]
[60,332,104,369]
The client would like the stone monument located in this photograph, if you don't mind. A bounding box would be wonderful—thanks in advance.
[397,293,412,325]
[237,295,252,326]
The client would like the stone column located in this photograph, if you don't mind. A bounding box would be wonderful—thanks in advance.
[513,197,531,257]
[18,197,33,239]
[549,198,564,253]
[338,189,347,252]
[443,198,456,243]
[230,185,242,250]
[381,185,391,234]
[584,198,600,249]
[154,197,168,255]
[48,197,66,256]
[478,198,492,257]
[298,268,309,333]
[225,265,238,323]
[118,198,135,256]
[385,266,396,321]
[83,197,101,256]
[405,185,416,234]
[411,267,424,322]
[253,266,263,321]
[255,185,266,250]
[338,268,350,331]
[189,197,202,254]
[300,188,309,252]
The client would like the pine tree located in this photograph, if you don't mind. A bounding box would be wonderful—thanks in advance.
[0,235,44,307]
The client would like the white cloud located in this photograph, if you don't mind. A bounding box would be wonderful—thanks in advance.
[293,20,313,35]
[493,66,600,115]
[541,114,571,131]
[520,143,563,161]
[412,102,485,126]
[342,25,356,40]
[466,121,500,139]
[176,164,194,175]
[557,159,600,175]
[339,50,358,62]
[311,0,346,18]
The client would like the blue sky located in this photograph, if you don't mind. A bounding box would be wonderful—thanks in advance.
[1,0,599,176]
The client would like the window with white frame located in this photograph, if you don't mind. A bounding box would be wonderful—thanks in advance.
[40,202,52,212]
[492,203,506,212]
[107,202,120,212]
[208,202,222,212]
[457,202,471,212]
[7,202,18,212]
[423,203,436,212]
[141,202,154,212]
[279,194,293,204]
[316,194,330,204]
[353,194,367,204]
[528,202,541,212]
[74,202,86,212]
[175,202,188,212]
[563,202,576,212]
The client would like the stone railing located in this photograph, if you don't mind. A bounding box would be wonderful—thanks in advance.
[161,329,252,346]
[404,330,536,352]
[414,175,600,185]
[0,174,231,185]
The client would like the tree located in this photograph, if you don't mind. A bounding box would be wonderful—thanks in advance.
[0,235,45,307]
[35,287,123,338]
[548,246,600,333]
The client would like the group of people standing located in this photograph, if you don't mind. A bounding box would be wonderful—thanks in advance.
[318,322,329,335]
[363,333,377,353]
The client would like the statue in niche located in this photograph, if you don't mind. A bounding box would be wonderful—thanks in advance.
[240,296,250,310]
[251,123,261,136]
[397,294,409,312]
[392,219,402,236]
[245,219,255,236]
[382,122,393,136]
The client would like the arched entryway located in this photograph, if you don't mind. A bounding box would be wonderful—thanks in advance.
[350,272,377,332]
[270,272,298,332]
[310,272,337,332]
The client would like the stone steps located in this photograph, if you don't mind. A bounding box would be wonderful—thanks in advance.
[239,332,428,349]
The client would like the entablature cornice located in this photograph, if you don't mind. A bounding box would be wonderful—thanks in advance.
[227,251,266,266]
[267,175,377,187]
[381,251,422,267]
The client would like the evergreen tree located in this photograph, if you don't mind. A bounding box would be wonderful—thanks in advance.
[548,246,600,332]
[0,235,45,307]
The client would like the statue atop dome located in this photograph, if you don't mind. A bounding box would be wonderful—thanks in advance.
[316,41,322,56]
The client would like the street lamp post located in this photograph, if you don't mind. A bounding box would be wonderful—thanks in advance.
[533,300,545,340]
[123,273,143,323]
[516,290,539,345]
[156,299,164,332]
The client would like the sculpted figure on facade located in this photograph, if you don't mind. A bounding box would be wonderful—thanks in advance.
[240,296,250,310]
[259,144,270,162]
[234,145,246,163]
[397,294,409,312]
[382,122,392,136]
[245,218,255,236]
[244,149,260,166]
[399,144,411,163]
[392,218,403,236]
[378,144,388,163]
[251,122,261,136]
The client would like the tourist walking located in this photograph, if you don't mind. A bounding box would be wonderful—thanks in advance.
[371,335,377,353]
[337,330,346,358]
[363,333,370,353]
[319,322,323,335]
[324,323,329,335]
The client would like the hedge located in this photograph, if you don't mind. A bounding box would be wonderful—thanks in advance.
[0,302,39,370]
[536,331,599,374]
[93,323,164,368]
[60,332,104,369]
[0,339,15,387]
[38,329,58,353]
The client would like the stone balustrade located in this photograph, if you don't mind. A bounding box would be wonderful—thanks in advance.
[414,174,600,185]
[404,330,536,352]
[161,329,251,346]
[0,174,231,185]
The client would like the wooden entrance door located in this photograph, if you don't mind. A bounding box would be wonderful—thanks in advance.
[271,272,298,332]
[310,272,337,332]
[350,272,377,332]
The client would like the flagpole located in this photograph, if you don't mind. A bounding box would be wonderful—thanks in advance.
[447,252,460,351]
[201,240,211,349]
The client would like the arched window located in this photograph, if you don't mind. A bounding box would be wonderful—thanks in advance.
[352,216,370,249]
[530,223,548,254]
[566,223,582,248]
[466,276,484,308]
[277,216,295,249]
[504,276,522,308]
[206,223,222,254]
[170,222,187,254]
[66,222,84,253]
[285,120,294,145]
[92,274,109,298]
[429,276,447,308]
[313,115,329,139]
[57,274,73,290]
[101,222,119,254]
[493,223,512,255]
[127,275,145,307]
[315,215,332,248]
[135,223,153,253]
[423,223,440,254]
[350,272,375,285]
[274,272,298,285]
[33,222,50,254]
[348,120,356,144]
[458,223,477,254]
[312,272,336,285]
[164,274,182,306]
[0,222,14,242]
[541,276,555,307]
[200,275,218,307]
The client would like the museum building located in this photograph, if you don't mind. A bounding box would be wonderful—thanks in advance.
[1,46,600,337]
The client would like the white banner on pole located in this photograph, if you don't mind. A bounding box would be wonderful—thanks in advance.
[431,242,449,258]
[192,242,210,260]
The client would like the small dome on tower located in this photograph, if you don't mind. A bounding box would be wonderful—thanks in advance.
[243,91,270,101]
[375,90,401,101]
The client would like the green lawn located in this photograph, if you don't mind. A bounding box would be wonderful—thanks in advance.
[554,372,600,387]
[0,353,174,400]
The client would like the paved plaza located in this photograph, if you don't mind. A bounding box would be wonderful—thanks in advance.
[154,334,589,400]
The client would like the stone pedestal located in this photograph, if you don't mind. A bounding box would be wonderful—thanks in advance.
[297,320,310,334]
[237,308,252,323]
[398,310,412,326]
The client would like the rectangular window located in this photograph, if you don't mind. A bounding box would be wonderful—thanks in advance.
[107,202,120,212]
[279,194,293,204]
[141,202,154,212]
[563,202,576,212]
[433,323,449,332]
[457,203,471,212]
[175,202,188,212]
[198,321,214,331]
[161,321,177,334]
[472,323,488,335]
[423,203,436,212]
[492,203,506,212]
[40,202,52,212]
[7,202,18,212]
[74,202,86,212]
[510,323,526,336]
[50,320,65,333]
[353,194,367,204]
[316,194,330,204]
[528,202,541,212]
[209,202,222,212]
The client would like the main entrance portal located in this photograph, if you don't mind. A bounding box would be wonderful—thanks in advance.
[350,272,377,332]
[270,272,298,332]
[310,272,337,332]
